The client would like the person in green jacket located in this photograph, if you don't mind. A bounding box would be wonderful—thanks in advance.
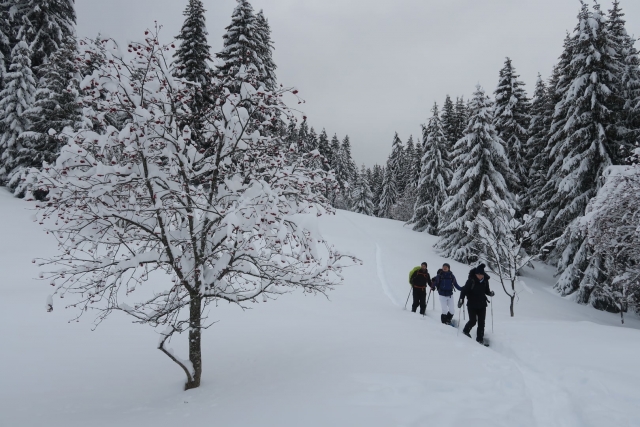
[409,262,431,315]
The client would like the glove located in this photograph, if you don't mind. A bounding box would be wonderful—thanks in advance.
[430,286,435,291]
[490,291,495,297]
[457,300,463,309]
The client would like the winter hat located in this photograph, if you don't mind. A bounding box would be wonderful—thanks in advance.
[475,264,486,276]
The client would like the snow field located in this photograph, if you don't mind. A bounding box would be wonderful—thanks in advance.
[1,190,639,427]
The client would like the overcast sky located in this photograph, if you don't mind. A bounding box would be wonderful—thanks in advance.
[76,0,640,167]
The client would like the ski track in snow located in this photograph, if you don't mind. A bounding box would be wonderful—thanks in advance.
[375,243,400,307]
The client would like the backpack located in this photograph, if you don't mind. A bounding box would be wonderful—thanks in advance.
[408,266,421,285]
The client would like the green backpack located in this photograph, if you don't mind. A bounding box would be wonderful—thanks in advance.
[408,266,421,286]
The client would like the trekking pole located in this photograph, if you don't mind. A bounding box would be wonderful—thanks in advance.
[426,289,432,311]
[404,287,411,310]
[456,302,462,336]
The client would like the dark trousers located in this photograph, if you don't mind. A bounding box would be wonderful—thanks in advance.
[463,307,486,341]
[412,287,427,314]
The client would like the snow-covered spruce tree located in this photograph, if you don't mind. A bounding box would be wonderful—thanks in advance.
[34,32,357,391]
[466,199,542,317]
[441,95,456,153]
[11,39,81,196]
[378,162,397,219]
[0,3,11,82]
[410,103,451,234]
[454,97,469,142]
[387,132,404,193]
[173,0,213,147]
[10,0,76,70]
[608,0,640,162]
[522,75,551,217]
[402,135,419,188]
[392,184,417,222]
[493,57,530,194]
[539,3,621,261]
[0,40,36,182]
[255,10,276,91]
[317,128,330,170]
[555,150,640,317]
[371,164,384,216]
[437,85,518,263]
[334,135,357,209]
[215,0,272,93]
[351,164,374,216]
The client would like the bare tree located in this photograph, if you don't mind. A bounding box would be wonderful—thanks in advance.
[466,200,542,316]
[33,29,357,390]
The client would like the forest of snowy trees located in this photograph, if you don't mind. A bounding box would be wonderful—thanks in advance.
[286,1,639,316]
[0,0,639,347]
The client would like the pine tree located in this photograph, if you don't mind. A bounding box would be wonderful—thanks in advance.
[403,135,419,188]
[352,165,375,216]
[371,164,384,216]
[317,128,330,170]
[0,4,11,86]
[216,0,273,92]
[493,57,530,193]
[538,3,621,259]
[0,41,36,182]
[11,0,76,70]
[340,135,357,183]
[524,75,551,217]
[255,10,277,91]
[13,39,80,193]
[298,120,309,152]
[454,97,469,143]
[410,103,452,234]
[173,0,212,85]
[378,162,397,219]
[306,126,318,152]
[441,95,457,153]
[388,132,404,193]
[437,85,518,263]
[607,0,640,162]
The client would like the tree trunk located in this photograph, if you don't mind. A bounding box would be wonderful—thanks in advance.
[185,295,202,390]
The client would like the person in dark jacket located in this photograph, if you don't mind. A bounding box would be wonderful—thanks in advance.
[431,263,462,325]
[458,264,495,344]
[410,262,431,315]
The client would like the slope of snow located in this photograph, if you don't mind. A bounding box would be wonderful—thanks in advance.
[1,189,639,427]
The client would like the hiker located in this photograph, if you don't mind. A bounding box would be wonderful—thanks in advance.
[458,264,495,344]
[409,262,431,315]
[431,263,462,325]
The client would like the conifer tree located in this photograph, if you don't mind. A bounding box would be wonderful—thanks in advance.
[216,0,273,92]
[524,75,551,216]
[378,162,397,219]
[403,135,419,188]
[454,97,468,143]
[441,95,457,153]
[13,39,80,193]
[538,3,621,259]
[298,120,309,152]
[437,86,517,263]
[340,135,357,183]
[306,127,318,152]
[317,128,330,170]
[352,165,375,216]
[411,103,451,234]
[173,0,212,85]
[255,10,277,91]
[11,0,76,70]
[0,4,10,85]
[388,132,404,193]
[371,164,384,216]
[493,57,530,192]
[607,0,640,162]
[0,41,36,182]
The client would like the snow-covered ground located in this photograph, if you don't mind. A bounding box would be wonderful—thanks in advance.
[1,188,639,427]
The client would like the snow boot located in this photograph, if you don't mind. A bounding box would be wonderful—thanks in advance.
[445,313,453,325]
[463,330,471,338]
[440,314,447,324]
[476,338,484,345]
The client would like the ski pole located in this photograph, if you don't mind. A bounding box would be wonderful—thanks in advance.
[404,287,412,310]
[426,289,432,311]
[456,302,462,336]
